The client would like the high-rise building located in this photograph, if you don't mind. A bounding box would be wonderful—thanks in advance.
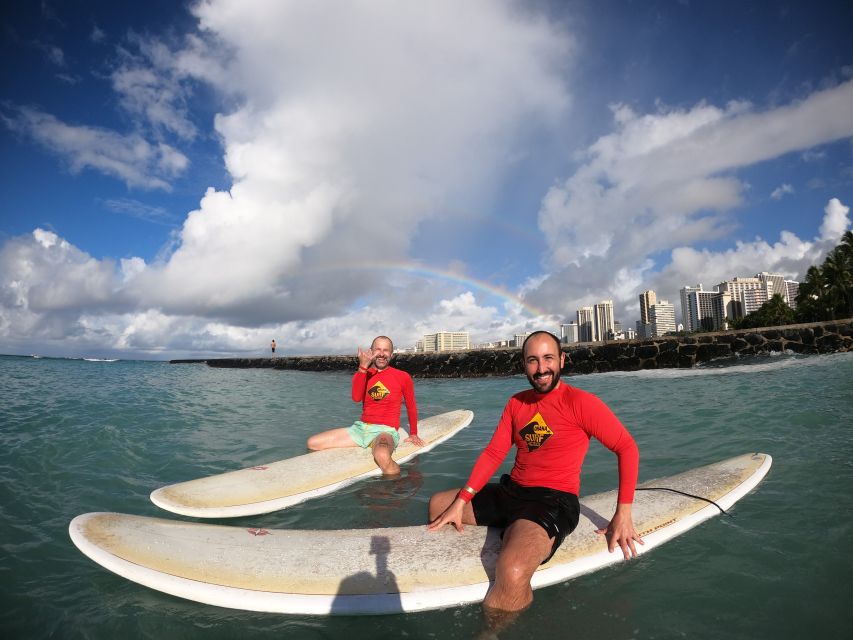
[757,272,786,298]
[649,300,676,336]
[560,322,580,344]
[577,307,594,342]
[680,284,730,332]
[639,290,657,325]
[594,300,615,341]
[716,277,771,319]
[785,280,800,309]
[757,272,800,308]
[679,285,702,332]
[421,331,470,352]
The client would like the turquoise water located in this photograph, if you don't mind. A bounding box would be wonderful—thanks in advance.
[1,352,852,639]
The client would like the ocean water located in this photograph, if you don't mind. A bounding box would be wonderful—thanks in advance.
[1,352,852,639]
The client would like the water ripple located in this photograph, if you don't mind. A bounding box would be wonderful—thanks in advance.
[1,353,852,639]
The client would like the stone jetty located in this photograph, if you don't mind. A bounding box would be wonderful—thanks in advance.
[171,318,853,378]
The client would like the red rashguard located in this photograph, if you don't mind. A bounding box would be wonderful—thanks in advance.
[459,383,638,504]
[351,366,419,435]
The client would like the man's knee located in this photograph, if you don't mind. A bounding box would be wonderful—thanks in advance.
[306,434,322,450]
[372,434,394,456]
[497,558,536,588]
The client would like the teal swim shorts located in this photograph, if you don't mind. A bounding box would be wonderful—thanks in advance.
[347,421,402,449]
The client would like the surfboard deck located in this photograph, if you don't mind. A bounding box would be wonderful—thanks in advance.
[150,409,474,518]
[72,452,771,615]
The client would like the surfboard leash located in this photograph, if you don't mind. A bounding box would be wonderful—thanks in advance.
[636,487,730,516]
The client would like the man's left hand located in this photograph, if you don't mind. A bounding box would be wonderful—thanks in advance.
[596,503,644,560]
[404,435,426,447]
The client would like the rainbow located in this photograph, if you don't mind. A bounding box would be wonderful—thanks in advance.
[303,259,553,319]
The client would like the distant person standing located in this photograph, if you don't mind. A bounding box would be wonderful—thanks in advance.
[271,339,277,360]
[306,336,424,475]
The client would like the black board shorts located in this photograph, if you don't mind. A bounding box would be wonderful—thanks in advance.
[472,474,580,564]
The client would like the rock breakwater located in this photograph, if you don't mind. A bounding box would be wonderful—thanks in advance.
[171,319,853,377]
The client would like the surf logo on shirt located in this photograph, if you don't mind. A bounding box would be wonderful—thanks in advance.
[368,380,391,401]
[519,412,553,452]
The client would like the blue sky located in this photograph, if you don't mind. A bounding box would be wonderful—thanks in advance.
[1,0,852,359]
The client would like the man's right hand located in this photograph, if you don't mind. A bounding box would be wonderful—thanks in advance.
[357,346,374,369]
[427,497,467,533]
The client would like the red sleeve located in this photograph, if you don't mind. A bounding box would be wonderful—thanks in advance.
[458,399,515,503]
[402,372,418,436]
[351,369,369,402]
[575,391,639,503]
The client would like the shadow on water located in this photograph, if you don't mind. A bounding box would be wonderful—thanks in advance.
[331,535,402,615]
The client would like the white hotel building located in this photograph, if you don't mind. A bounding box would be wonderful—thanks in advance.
[679,272,800,331]
[420,331,471,352]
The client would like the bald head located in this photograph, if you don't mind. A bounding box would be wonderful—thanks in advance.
[521,331,561,358]
[370,336,393,370]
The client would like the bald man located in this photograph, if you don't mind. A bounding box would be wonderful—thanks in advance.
[307,336,424,475]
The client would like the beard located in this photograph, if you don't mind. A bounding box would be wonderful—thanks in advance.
[527,367,561,394]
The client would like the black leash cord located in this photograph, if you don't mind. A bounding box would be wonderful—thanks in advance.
[636,487,730,516]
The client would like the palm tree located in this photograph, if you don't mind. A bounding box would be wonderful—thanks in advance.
[736,294,794,329]
[841,230,853,259]
[840,230,853,317]
[796,265,826,322]
[822,250,845,320]
[825,239,853,318]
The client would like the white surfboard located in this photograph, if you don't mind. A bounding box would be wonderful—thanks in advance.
[150,409,474,518]
[72,452,771,615]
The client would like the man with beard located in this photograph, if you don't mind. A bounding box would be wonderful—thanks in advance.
[307,335,424,475]
[427,330,641,614]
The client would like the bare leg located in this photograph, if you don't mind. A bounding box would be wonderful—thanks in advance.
[306,428,356,451]
[371,433,400,476]
[427,488,478,524]
[483,519,552,612]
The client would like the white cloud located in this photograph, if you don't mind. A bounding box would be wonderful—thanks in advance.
[0,229,121,315]
[770,183,794,200]
[111,35,199,141]
[55,73,81,85]
[819,197,851,241]
[35,42,65,67]
[1,106,188,190]
[0,2,573,356]
[3,4,853,358]
[121,0,572,322]
[801,149,826,162]
[539,80,853,269]
[103,198,177,225]
[0,225,540,356]
[527,79,853,322]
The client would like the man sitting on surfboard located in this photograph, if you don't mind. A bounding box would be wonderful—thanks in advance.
[427,330,642,614]
[307,336,425,475]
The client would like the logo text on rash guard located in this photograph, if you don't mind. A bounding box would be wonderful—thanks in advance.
[520,412,553,451]
[368,380,391,401]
